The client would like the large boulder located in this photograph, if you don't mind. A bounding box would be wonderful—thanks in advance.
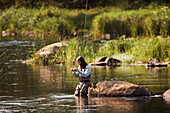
[89,81,152,97]
[163,89,170,97]
[163,89,170,102]
[35,42,68,57]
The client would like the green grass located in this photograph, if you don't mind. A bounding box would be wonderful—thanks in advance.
[52,37,170,64]
[1,6,170,64]
[1,6,169,40]
[92,7,170,38]
[100,37,170,63]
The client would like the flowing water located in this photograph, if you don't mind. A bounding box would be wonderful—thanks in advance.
[0,37,170,113]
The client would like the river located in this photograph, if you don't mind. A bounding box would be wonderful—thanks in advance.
[0,37,170,113]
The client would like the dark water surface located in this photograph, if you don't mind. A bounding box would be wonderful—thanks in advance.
[0,39,170,113]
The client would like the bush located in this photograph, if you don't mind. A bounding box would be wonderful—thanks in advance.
[65,37,99,63]
[92,8,170,39]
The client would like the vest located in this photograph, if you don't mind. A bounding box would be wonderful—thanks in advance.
[79,67,91,82]
[79,75,91,82]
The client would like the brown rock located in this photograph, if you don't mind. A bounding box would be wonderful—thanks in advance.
[89,81,152,97]
[163,89,170,103]
[163,89,170,97]
[95,56,107,62]
[105,57,121,66]
[90,57,122,66]
[35,42,68,57]
[147,58,160,64]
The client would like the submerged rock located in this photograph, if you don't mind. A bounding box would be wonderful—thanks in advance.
[89,81,152,97]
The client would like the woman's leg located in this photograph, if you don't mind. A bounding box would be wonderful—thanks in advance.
[74,82,83,96]
[80,82,90,97]
[74,83,80,96]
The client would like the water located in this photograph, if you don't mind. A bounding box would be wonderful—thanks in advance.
[0,38,170,113]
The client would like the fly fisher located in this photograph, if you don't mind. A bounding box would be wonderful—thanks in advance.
[71,56,91,97]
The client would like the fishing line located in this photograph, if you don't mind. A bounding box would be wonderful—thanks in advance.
[82,0,88,57]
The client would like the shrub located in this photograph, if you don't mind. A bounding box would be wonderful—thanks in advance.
[92,8,170,39]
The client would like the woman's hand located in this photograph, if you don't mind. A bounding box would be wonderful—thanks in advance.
[71,68,79,72]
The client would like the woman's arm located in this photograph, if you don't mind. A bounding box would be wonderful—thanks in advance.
[72,66,80,78]
[78,65,91,77]
[72,71,79,78]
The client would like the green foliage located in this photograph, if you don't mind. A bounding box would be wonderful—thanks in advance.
[92,7,170,39]
[98,38,133,57]
[62,37,170,63]
[99,37,170,62]
[131,37,170,62]
[65,37,100,63]
[0,7,73,36]
[0,0,169,10]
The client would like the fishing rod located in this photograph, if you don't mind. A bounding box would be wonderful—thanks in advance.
[82,0,88,57]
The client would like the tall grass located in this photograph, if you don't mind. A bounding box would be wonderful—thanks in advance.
[92,7,170,38]
[55,37,170,64]
[65,37,100,63]
[0,6,115,37]
[99,37,170,63]
[1,6,169,40]
[130,37,170,62]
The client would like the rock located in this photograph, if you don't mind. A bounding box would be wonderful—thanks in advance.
[2,31,17,37]
[147,58,160,64]
[95,56,107,62]
[89,62,107,66]
[2,31,10,37]
[163,89,170,103]
[120,35,126,39]
[164,62,170,66]
[101,34,118,40]
[35,42,68,57]
[88,81,152,97]
[146,58,167,67]
[90,57,122,66]
[11,32,17,36]
[163,89,170,97]
[105,57,121,66]
[147,63,167,67]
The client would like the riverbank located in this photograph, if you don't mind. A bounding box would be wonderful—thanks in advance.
[1,5,169,64]
[24,36,170,65]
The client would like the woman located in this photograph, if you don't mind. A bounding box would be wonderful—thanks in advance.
[71,56,91,97]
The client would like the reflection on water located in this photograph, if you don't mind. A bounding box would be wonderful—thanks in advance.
[89,97,152,113]
[0,93,170,113]
[75,96,89,113]
[0,39,170,113]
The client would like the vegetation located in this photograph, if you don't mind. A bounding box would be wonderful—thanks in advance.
[93,7,170,38]
[32,36,170,64]
[0,0,170,64]
[0,0,169,10]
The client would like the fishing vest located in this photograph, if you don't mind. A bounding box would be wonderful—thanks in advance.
[79,68,91,82]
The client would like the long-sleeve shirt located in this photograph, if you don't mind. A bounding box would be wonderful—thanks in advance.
[72,65,91,78]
